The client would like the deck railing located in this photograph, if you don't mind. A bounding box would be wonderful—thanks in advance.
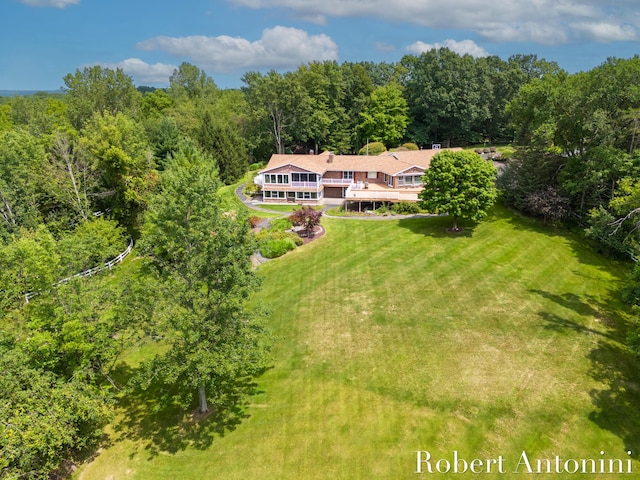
[322,178,353,185]
[344,184,419,201]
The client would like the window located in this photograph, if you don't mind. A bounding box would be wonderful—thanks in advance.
[264,191,285,198]
[343,171,354,180]
[292,173,318,182]
[398,175,423,186]
[367,171,377,179]
[265,174,289,184]
[295,192,318,200]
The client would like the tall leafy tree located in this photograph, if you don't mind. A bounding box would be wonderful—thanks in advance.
[420,150,498,231]
[81,112,156,231]
[0,128,47,238]
[294,61,351,153]
[0,225,60,311]
[63,66,142,129]
[402,49,491,146]
[0,336,112,479]
[243,70,312,155]
[358,83,409,148]
[146,116,182,169]
[169,62,218,101]
[47,130,96,224]
[137,141,270,414]
[341,63,375,150]
[196,111,248,184]
[8,94,71,136]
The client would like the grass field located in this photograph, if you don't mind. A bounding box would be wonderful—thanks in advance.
[75,205,640,479]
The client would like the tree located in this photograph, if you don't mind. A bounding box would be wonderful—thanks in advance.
[196,111,248,184]
[242,70,312,154]
[47,130,95,224]
[0,225,60,311]
[0,335,112,479]
[294,61,351,153]
[169,62,218,101]
[81,112,157,231]
[402,49,491,146]
[358,83,409,148]
[137,142,271,414]
[525,186,570,225]
[0,128,47,238]
[289,206,323,237]
[7,94,71,136]
[63,66,142,129]
[146,116,181,169]
[419,150,497,231]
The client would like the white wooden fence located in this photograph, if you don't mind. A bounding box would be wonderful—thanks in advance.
[25,237,134,303]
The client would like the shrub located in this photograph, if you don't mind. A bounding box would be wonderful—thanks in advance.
[375,203,391,215]
[248,216,261,228]
[259,237,297,258]
[57,218,127,276]
[289,207,323,236]
[585,206,632,259]
[244,182,261,196]
[268,217,293,231]
[249,161,267,170]
[358,142,386,156]
[391,201,420,214]
[402,142,419,150]
[255,229,302,247]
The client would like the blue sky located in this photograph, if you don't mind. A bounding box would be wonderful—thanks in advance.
[2,0,640,90]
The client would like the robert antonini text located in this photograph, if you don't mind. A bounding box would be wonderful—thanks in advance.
[415,450,633,475]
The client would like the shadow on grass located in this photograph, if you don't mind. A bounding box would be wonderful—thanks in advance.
[110,364,265,460]
[588,339,640,458]
[397,215,477,238]
[529,287,640,458]
[530,289,620,342]
[498,202,631,274]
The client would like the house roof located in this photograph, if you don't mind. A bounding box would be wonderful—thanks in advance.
[260,148,462,177]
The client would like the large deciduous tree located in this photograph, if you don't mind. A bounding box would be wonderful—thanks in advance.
[402,49,491,146]
[358,83,409,148]
[242,70,312,154]
[137,141,271,414]
[0,129,47,238]
[81,112,157,231]
[196,111,248,184]
[0,336,112,479]
[420,150,498,231]
[63,66,142,129]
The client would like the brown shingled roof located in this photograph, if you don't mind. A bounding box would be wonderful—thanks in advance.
[260,148,462,176]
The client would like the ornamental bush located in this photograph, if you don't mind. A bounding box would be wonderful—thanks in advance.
[391,201,421,214]
[268,217,293,231]
[358,142,386,156]
[402,142,419,150]
[259,237,297,258]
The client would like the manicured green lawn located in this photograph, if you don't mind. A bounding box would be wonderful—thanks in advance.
[75,206,640,479]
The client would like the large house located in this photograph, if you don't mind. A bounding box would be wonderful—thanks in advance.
[253,148,461,206]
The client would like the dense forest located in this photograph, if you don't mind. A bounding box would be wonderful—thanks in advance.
[1,50,640,478]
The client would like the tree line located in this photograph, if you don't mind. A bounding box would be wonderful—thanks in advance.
[1,50,640,478]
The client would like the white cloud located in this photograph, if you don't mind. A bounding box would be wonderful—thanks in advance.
[87,59,177,85]
[137,26,338,73]
[226,0,640,44]
[375,42,397,53]
[407,39,489,58]
[19,0,79,7]
[569,22,638,42]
